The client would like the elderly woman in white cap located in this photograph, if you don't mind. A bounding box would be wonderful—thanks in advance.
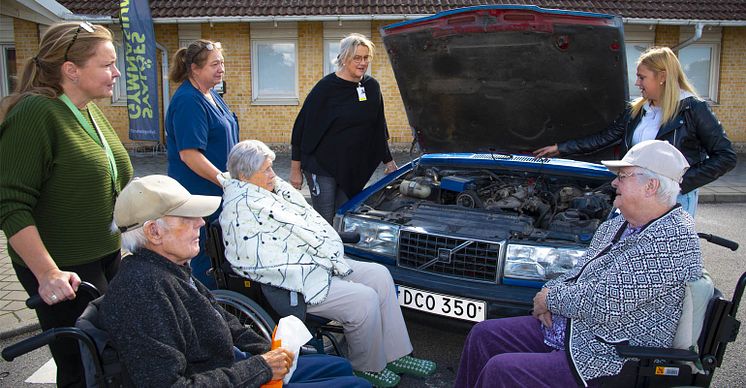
[219,140,436,387]
[101,175,370,388]
[456,140,704,388]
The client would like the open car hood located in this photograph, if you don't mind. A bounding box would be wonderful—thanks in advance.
[381,5,628,155]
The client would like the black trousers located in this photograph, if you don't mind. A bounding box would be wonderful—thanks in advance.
[13,251,121,388]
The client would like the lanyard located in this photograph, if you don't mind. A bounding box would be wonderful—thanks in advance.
[58,94,119,193]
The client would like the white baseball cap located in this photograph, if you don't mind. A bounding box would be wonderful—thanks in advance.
[602,140,690,183]
[114,175,221,232]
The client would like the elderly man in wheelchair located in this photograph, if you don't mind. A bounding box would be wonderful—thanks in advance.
[101,175,371,387]
[216,140,436,387]
[455,140,711,387]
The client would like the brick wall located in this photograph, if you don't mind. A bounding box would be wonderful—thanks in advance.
[655,25,680,48]
[715,27,746,142]
[13,19,38,77]
[371,20,411,144]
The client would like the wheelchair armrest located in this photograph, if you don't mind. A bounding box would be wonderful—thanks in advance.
[615,345,700,362]
[338,231,360,244]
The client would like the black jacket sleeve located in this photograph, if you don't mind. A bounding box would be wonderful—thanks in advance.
[557,107,630,156]
[679,100,737,194]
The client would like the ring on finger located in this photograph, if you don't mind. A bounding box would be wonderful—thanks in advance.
[50,294,58,302]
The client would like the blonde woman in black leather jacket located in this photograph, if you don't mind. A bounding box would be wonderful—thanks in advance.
[534,46,736,215]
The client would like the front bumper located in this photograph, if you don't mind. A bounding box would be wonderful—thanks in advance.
[347,253,537,320]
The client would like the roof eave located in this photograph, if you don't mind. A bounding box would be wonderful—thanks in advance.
[623,17,746,26]
[149,14,433,24]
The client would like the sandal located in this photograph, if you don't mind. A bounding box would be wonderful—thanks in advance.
[353,368,401,387]
[386,355,437,378]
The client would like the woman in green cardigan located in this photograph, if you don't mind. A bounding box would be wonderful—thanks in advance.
[0,22,132,387]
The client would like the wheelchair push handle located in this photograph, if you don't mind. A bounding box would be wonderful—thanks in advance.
[698,233,739,251]
[2,329,59,361]
[25,281,101,309]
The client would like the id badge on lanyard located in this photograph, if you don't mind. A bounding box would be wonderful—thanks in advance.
[357,83,367,102]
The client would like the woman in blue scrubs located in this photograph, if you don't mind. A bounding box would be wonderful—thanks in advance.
[165,39,238,288]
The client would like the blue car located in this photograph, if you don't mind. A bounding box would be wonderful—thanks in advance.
[335,5,627,322]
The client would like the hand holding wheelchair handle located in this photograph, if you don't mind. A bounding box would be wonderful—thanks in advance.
[4,282,101,363]
[25,281,101,309]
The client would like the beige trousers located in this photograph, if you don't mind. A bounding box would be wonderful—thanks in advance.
[306,259,414,372]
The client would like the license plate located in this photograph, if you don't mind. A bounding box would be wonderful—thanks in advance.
[396,285,486,322]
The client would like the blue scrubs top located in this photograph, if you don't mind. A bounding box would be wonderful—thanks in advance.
[165,81,239,197]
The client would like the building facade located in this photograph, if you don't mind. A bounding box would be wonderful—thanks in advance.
[2,1,745,148]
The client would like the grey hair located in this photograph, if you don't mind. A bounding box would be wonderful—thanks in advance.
[333,33,375,71]
[120,218,169,253]
[635,167,680,207]
[227,140,276,180]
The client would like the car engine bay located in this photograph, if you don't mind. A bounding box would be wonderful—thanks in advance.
[351,164,615,244]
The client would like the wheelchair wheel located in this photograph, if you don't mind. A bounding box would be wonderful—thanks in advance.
[212,290,276,342]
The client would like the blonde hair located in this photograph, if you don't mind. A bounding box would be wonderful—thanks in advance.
[333,33,374,70]
[169,39,223,83]
[0,22,113,119]
[630,46,699,125]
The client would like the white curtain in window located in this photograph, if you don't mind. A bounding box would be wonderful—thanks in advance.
[256,41,296,98]
[625,42,650,99]
[679,45,712,99]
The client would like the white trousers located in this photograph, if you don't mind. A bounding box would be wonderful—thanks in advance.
[306,259,414,372]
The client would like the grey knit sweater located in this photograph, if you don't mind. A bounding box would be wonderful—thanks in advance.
[101,249,272,387]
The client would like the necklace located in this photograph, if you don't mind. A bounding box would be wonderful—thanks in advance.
[190,78,217,107]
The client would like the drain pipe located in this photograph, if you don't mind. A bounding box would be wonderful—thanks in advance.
[672,22,705,51]
[155,41,170,144]
[156,41,170,115]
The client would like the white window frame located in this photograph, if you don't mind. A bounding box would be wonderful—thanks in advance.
[0,44,15,98]
[103,25,127,106]
[1,15,15,98]
[623,25,656,100]
[678,26,721,102]
[322,21,372,76]
[251,22,299,105]
[112,43,128,106]
[178,23,201,49]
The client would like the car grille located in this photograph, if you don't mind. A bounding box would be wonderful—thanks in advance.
[398,230,500,282]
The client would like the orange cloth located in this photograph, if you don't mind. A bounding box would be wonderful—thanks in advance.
[261,326,283,388]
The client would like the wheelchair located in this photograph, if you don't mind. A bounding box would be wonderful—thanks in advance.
[599,233,743,387]
[1,278,316,388]
[205,218,358,355]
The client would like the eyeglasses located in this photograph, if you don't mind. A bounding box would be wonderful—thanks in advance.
[204,42,222,51]
[615,172,646,182]
[187,42,222,65]
[64,22,95,62]
[352,55,371,63]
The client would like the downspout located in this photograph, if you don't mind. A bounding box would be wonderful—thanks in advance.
[156,41,169,115]
[672,22,705,51]
[156,41,169,143]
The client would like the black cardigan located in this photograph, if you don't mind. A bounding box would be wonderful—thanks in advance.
[102,249,272,387]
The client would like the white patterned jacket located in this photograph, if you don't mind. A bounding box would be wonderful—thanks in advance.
[219,173,352,305]
[544,206,703,385]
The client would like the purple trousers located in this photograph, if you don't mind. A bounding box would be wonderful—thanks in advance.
[454,315,581,388]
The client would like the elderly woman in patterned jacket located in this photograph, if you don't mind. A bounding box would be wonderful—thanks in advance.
[218,140,436,388]
[455,140,704,388]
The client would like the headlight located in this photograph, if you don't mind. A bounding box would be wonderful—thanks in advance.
[504,244,585,281]
[340,215,400,257]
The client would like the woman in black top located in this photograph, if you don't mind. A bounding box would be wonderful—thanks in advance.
[290,33,397,224]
